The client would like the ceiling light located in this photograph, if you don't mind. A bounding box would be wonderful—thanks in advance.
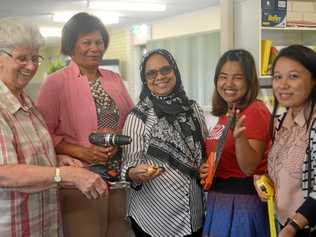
[53,11,120,25]
[89,1,166,12]
[39,27,62,37]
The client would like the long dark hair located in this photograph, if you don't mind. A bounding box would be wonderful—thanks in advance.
[212,49,259,116]
[270,45,316,135]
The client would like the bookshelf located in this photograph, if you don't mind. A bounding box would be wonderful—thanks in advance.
[233,0,316,87]
[232,0,316,112]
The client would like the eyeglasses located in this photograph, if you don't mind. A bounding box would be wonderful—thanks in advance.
[0,50,44,65]
[145,65,173,80]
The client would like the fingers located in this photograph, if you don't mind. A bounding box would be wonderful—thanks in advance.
[150,167,164,179]
[83,186,99,199]
[83,179,108,199]
[235,114,246,128]
[253,175,268,202]
[72,167,109,199]
[129,165,165,183]
[89,145,117,163]
[96,127,121,134]
[233,115,246,139]
[72,159,84,167]
[128,166,148,183]
[95,179,109,196]
[199,163,209,179]
[87,178,108,199]
[58,156,83,168]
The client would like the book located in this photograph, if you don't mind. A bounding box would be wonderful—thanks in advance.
[261,0,287,27]
[267,46,279,74]
[261,39,272,75]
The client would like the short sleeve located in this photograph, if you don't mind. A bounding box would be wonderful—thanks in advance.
[243,101,271,142]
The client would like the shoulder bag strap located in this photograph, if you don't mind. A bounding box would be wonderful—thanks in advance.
[307,118,316,196]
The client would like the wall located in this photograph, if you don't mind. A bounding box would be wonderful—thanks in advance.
[125,6,221,101]
[105,29,129,79]
[26,45,61,100]
[151,6,220,40]
[26,31,131,100]
[146,31,220,106]
[26,6,221,103]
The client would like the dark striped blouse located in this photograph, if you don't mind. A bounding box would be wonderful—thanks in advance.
[121,102,208,237]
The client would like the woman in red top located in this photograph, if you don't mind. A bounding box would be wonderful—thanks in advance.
[200,49,271,237]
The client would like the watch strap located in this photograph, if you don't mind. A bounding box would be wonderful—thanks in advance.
[285,217,301,232]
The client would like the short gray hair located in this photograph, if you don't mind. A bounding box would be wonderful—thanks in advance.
[0,18,44,50]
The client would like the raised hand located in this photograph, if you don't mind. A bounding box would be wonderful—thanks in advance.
[232,110,246,140]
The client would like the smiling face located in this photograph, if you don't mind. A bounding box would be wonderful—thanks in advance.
[72,30,105,70]
[216,61,248,106]
[273,57,316,114]
[144,54,177,96]
[0,46,39,96]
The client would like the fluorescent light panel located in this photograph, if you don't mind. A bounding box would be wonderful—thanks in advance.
[53,11,120,24]
[89,1,166,12]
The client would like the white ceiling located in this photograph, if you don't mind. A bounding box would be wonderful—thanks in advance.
[0,0,220,29]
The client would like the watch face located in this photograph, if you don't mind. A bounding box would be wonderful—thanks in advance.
[54,176,62,183]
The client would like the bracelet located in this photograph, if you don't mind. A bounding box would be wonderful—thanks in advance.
[285,217,302,232]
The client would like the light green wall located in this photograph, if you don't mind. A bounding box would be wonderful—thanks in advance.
[26,45,61,100]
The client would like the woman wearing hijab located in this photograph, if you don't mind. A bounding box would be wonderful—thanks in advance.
[121,49,208,237]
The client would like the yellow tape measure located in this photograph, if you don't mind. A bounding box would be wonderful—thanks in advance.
[255,175,277,237]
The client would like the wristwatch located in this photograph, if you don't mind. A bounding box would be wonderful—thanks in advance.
[53,168,62,183]
[285,217,302,232]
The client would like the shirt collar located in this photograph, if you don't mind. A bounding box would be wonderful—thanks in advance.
[69,60,107,79]
[284,107,308,129]
[0,80,33,114]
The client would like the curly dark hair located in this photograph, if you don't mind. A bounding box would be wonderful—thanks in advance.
[61,12,109,56]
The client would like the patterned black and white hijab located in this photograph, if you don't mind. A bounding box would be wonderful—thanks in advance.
[134,49,205,178]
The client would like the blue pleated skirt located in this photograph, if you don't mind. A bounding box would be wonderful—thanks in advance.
[202,191,269,237]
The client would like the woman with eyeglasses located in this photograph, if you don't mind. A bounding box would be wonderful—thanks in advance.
[36,12,134,237]
[199,49,271,237]
[121,49,208,237]
[0,18,109,237]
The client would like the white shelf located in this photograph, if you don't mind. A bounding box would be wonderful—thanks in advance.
[259,75,272,88]
[260,75,272,79]
[262,26,316,31]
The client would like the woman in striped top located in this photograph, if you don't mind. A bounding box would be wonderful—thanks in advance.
[121,49,208,237]
[255,45,316,237]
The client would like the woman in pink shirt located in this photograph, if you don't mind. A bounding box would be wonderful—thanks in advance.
[36,12,134,237]
[255,45,316,237]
